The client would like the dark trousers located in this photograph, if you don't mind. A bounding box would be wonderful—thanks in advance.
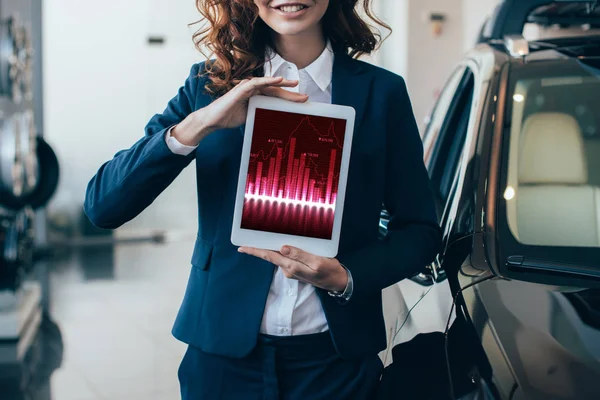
[178,332,383,400]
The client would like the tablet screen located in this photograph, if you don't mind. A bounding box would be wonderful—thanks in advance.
[241,108,347,240]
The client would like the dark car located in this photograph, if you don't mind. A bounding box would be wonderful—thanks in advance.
[379,1,600,399]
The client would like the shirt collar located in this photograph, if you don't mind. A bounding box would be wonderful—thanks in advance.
[264,41,334,92]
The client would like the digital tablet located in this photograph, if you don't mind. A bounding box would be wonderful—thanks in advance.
[231,95,356,258]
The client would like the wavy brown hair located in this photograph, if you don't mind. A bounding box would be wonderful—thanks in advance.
[193,0,390,95]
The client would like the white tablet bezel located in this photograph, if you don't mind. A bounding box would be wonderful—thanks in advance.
[231,95,356,258]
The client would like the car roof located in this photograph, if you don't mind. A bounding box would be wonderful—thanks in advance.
[481,0,600,41]
[488,35,600,62]
[475,0,600,65]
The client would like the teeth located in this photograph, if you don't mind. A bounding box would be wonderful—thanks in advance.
[280,5,305,13]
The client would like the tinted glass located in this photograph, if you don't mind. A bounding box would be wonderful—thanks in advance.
[423,67,465,164]
[429,70,475,205]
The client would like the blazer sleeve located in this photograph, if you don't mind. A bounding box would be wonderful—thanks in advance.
[84,63,205,229]
[337,76,442,300]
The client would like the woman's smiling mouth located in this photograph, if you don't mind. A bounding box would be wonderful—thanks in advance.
[271,3,311,15]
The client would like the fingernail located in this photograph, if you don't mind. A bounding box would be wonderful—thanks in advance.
[238,247,244,253]
[281,246,290,255]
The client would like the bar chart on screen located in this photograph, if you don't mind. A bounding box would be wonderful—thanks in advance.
[241,109,347,239]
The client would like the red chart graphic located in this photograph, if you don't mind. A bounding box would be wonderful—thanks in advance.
[241,108,347,239]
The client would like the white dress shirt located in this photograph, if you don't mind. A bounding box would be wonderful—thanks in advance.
[166,43,348,336]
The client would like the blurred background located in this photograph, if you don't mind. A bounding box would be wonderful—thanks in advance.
[2,0,585,399]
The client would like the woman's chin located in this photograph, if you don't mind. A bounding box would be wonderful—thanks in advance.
[270,22,319,37]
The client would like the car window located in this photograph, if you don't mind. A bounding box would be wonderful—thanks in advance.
[504,62,600,248]
[423,67,466,163]
[380,67,468,229]
[429,69,476,211]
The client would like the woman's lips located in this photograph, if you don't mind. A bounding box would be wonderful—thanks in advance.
[271,3,310,17]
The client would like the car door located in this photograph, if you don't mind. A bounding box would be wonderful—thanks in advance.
[421,55,508,399]
[472,56,600,400]
[379,65,471,366]
[378,57,505,399]
[438,54,600,400]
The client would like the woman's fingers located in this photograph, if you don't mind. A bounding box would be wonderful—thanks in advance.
[269,79,301,88]
[238,247,317,283]
[260,86,308,102]
[238,77,298,92]
[251,76,299,88]
[235,76,307,102]
[238,76,294,91]
[236,77,301,102]
[280,246,320,267]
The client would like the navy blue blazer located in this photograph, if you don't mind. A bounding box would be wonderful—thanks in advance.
[84,52,441,360]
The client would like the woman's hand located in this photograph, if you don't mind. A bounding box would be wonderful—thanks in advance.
[172,76,308,146]
[238,245,348,292]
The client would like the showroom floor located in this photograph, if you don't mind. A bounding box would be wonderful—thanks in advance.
[1,234,456,400]
[4,237,196,400]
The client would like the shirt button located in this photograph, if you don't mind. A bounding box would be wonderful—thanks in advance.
[287,289,294,296]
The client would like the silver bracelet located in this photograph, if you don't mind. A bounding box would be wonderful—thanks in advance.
[328,264,353,301]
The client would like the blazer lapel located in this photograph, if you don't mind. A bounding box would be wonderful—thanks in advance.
[331,52,373,134]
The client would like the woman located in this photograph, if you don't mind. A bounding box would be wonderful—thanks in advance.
[84,0,441,399]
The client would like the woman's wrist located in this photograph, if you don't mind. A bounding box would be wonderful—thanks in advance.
[329,262,350,292]
[171,108,215,146]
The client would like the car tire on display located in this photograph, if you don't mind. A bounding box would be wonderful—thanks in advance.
[22,136,59,210]
[20,110,38,189]
[0,136,59,211]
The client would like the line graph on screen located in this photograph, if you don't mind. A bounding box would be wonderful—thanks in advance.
[241,108,347,239]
